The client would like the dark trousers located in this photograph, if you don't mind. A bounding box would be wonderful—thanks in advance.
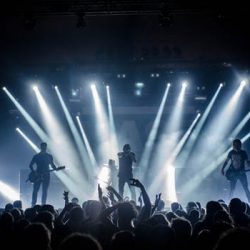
[118,176,136,201]
[230,173,250,202]
[32,174,50,206]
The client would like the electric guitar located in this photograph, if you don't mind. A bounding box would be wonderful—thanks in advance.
[26,166,65,183]
[225,168,250,181]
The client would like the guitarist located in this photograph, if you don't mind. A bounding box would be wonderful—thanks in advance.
[221,139,250,202]
[29,142,57,206]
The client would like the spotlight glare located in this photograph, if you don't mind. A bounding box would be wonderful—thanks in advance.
[135,82,144,88]
[167,83,171,87]
[182,81,188,88]
[240,80,247,86]
[2,86,7,91]
[106,85,110,89]
[54,85,58,89]
[219,83,223,87]
[90,83,96,90]
[33,85,38,91]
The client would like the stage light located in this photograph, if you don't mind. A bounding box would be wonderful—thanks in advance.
[134,89,142,96]
[220,83,223,87]
[135,82,144,88]
[0,181,20,201]
[2,86,6,91]
[240,80,247,86]
[54,85,58,89]
[182,81,188,88]
[16,127,39,152]
[167,83,171,87]
[33,85,38,91]
[140,84,170,180]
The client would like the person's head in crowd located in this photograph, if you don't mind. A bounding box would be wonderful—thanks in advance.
[41,204,57,216]
[171,202,181,212]
[82,200,102,221]
[117,202,138,229]
[111,231,135,250]
[13,200,22,210]
[165,211,177,223]
[171,217,192,240]
[59,233,102,250]
[71,197,79,205]
[205,201,223,218]
[4,203,14,212]
[188,208,200,224]
[229,198,244,215]
[22,223,51,250]
[175,209,188,218]
[10,208,22,222]
[25,207,38,222]
[186,201,198,215]
[146,214,169,227]
[35,211,55,231]
[213,210,233,225]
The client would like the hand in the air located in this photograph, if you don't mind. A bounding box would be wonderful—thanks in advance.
[130,178,143,189]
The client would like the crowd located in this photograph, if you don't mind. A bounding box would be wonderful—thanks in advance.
[1,179,250,250]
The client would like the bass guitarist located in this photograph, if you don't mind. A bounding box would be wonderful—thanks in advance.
[221,139,250,202]
[29,142,57,206]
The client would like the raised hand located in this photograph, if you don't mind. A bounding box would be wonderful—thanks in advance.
[98,184,103,198]
[129,178,143,189]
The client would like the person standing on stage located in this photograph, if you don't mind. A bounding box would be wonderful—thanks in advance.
[29,142,57,206]
[117,144,136,200]
[221,139,250,202]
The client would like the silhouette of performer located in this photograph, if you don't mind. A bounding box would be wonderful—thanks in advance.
[29,142,57,206]
[221,139,250,202]
[117,144,136,200]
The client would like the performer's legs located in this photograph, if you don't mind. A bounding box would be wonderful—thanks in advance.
[229,178,237,200]
[41,174,50,205]
[32,180,41,206]
[119,177,126,198]
[239,173,250,202]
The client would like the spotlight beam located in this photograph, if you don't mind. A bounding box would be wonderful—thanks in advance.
[149,113,200,194]
[33,86,90,195]
[0,181,20,201]
[16,128,40,152]
[106,85,119,159]
[76,116,98,169]
[177,84,222,168]
[55,87,94,175]
[3,87,49,142]
[140,84,170,179]
[91,84,112,161]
